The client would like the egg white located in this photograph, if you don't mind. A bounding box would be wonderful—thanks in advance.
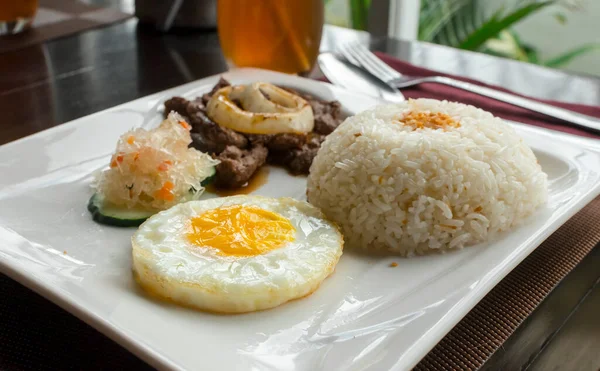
[131,195,344,313]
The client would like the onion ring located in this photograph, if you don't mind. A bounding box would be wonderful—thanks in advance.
[206,82,314,134]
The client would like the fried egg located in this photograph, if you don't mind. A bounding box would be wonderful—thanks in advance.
[132,195,344,313]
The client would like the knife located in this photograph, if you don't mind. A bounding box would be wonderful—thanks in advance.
[317,53,405,104]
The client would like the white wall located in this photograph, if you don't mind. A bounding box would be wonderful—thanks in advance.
[512,0,600,76]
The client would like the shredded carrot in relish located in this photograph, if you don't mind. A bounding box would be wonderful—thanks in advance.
[110,153,125,168]
[154,181,175,201]
[157,160,173,172]
[98,112,219,211]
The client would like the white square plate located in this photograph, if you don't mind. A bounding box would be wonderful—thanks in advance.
[1,69,600,371]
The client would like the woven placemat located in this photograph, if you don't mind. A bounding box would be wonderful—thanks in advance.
[1,197,599,370]
[0,0,131,54]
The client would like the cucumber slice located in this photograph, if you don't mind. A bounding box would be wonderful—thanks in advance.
[87,193,154,227]
[191,166,217,193]
[201,166,217,187]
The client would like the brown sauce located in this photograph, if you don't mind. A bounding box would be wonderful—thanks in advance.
[206,166,270,197]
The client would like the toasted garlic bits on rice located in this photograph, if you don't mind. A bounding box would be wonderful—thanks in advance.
[307,99,548,256]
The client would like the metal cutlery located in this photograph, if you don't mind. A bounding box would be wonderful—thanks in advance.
[317,53,405,103]
[340,42,600,134]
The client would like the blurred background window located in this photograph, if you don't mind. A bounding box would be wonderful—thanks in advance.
[324,0,600,76]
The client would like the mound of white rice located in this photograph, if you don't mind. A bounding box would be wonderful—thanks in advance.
[307,99,548,256]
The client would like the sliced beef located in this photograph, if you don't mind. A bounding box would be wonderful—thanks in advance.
[310,99,342,135]
[246,134,271,146]
[190,113,248,154]
[267,133,306,151]
[247,133,306,151]
[164,96,205,120]
[189,131,220,154]
[307,133,327,147]
[280,87,343,135]
[164,96,190,119]
[185,97,206,116]
[214,145,268,188]
[202,77,231,105]
[286,134,326,174]
[269,134,326,175]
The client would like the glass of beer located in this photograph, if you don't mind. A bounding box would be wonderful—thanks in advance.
[217,0,324,75]
[0,0,38,35]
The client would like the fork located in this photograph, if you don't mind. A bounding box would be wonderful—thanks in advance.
[340,42,600,134]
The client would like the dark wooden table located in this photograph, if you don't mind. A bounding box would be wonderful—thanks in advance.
[1,5,599,371]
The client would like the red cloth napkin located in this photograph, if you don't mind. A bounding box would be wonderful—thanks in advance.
[369,52,600,139]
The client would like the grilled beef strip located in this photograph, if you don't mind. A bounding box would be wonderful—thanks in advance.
[282,87,343,135]
[214,145,269,188]
[202,77,231,105]
[268,134,326,175]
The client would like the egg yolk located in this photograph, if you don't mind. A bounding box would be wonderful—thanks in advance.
[187,205,296,257]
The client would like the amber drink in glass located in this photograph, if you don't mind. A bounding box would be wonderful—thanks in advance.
[217,0,324,74]
[0,0,38,35]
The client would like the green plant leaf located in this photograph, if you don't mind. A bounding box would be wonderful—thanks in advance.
[349,0,371,31]
[428,0,505,48]
[459,1,557,51]
[525,47,540,64]
[446,0,482,45]
[419,0,470,42]
[543,43,600,68]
